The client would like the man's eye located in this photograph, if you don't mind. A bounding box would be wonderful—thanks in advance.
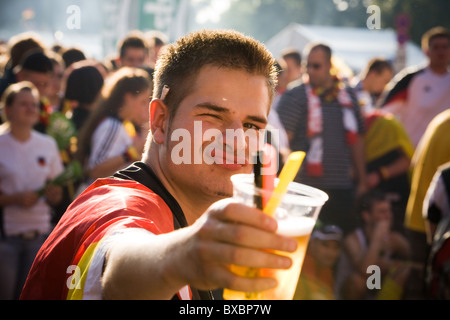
[243,123,260,130]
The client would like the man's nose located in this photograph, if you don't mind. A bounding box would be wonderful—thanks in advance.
[224,119,247,152]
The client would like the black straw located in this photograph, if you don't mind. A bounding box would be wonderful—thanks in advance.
[254,151,263,210]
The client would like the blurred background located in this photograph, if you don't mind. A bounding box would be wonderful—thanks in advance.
[0,0,449,75]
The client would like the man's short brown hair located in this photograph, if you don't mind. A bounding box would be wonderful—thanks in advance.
[153,29,277,122]
[119,31,149,58]
[361,57,393,79]
[421,26,450,51]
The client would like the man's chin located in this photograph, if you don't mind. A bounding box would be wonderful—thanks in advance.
[215,190,233,199]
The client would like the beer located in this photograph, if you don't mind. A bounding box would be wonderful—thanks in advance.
[223,216,316,300]
[223,173,328,300]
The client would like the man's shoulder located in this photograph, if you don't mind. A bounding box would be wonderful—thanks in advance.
[63,178,175,235]
[278,83,307,105]
[380,65,425,107]
[392,65,425,84]
[287,82,307,94]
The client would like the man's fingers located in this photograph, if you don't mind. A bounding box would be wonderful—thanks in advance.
[208,200,278,232]
[205,219,297,253]
[196,241,292,270]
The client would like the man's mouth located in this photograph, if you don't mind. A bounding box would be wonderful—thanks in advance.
[210,148,248,170]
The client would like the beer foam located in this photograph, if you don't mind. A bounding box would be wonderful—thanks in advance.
[277,216,315,237]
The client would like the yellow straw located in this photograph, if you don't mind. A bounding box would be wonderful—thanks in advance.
[263,151,305,217]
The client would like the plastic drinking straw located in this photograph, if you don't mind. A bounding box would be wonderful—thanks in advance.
[241,150,304,300]
[253,150,264,210]
[262,143,277,207]
[263,151,306,217]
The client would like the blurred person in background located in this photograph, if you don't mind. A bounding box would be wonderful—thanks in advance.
[0,81,63,299]
[423,161,450,245]
[74,67,151,191]
[352,57,394,113]
[117,31,149,69]
[45,52,65,112]
[9,50,54,134]
[334,189,411,300]
[61,47,86,69]
[379,26,450,147]
[267,59,291,170]
[423,161,450,299]
[294,224,343,300]
[403,109,450,299]
[353,58,414,233]
[281,47,303,89]
[0,32,46,99]
[277,43,366,234]
[46,62,105,224]
[63,62,105,131]
[145,30,168,70]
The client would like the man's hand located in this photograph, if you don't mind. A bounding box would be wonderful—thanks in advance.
[176,199,298,293]
[44,184,63,207]
[102,199,298,299]
[19,190,40,208]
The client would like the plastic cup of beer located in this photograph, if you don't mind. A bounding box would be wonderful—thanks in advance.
[223,173,328,300]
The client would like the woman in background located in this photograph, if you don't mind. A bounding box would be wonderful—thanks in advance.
[0,81,63,299]
[75,67,152,188]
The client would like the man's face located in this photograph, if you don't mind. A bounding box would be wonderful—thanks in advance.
[6,90,39,127]
[122,88,152,126]
[366,200,393,228]
[284,56,302,83]
[160,65,270,200]
[19,70,50,97]
[306,49,331,87]
[46,63,64,99]
[427,36,450,67]
[121,47,147,68]
[366,68,393,96]
[311,239,341,268]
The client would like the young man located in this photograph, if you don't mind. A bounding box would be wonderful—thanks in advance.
[118,31,149,69]
[6,51,55,135]
[20,29,297,300]
[281,48,303,88]
[352,58,394,112]
[353,58,414,232]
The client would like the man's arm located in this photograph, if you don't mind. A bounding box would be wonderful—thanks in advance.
[345,221,391,276]
[101,200,297,299]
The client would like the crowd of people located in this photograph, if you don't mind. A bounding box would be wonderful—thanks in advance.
[0,25,449,301]
[0,29,159,299]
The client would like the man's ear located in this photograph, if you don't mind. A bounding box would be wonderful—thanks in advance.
[150,99,169,144]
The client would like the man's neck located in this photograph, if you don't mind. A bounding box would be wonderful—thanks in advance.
[311,76,334,90]
[145,148,213,225]
[429,63,449,75]
[10,125,32,142]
